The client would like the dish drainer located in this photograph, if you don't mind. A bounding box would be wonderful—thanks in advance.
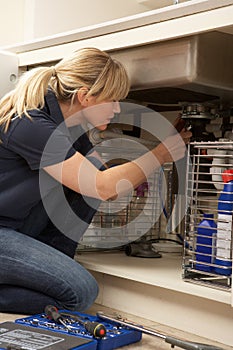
[79,138,164,250]
[183,141,233,291]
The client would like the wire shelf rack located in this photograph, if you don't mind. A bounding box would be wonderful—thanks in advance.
[183,141,233,291]
[79,139,163,250]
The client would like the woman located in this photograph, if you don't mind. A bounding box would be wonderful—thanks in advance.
[0,48,191,314]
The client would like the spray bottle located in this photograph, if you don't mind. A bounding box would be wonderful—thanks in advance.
[214,169,233,276]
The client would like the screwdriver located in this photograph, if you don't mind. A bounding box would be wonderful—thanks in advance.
[44,305,106,338]
[44,305,73,332]
[97,312,225,350]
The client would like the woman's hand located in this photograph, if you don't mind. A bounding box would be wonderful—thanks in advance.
[154,127,192,165]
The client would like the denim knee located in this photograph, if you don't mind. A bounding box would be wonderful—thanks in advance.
[78,272,99,311]
[0,228,99,313]
[64,268,99,312]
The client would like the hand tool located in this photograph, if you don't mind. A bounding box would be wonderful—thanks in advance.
[97,311,225,350]
[45,305,106,338]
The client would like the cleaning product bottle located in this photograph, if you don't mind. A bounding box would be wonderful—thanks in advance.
[195,213,216,272]
[130,182,148,219]
[129,182,151,241]
[214,169,233,276]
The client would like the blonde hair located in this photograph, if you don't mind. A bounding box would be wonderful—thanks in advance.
[0,47,130,132]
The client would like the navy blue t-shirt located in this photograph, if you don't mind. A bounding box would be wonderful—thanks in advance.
[0,90,93,229]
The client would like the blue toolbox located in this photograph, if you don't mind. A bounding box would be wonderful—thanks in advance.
[0,321,97,350]
[14,307,142,350]
[0,308,224,350]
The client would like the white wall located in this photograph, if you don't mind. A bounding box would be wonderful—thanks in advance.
[31,0,176,39]
[0,0,25,46]
[0,0,187,46]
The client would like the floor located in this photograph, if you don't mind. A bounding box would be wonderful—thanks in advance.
[0,304,232,350]
[76,251,233,347]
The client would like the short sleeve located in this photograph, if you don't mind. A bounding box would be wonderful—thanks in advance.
[6,114,76,170]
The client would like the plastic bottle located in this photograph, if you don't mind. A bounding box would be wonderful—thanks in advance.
[214,169,233,276]
[129,182,152,241]
[195,213,216,272]
[130,182,148,219]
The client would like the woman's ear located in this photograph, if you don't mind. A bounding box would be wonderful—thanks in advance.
[77,87,89,107]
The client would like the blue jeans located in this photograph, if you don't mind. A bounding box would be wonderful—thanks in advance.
[0,157,104,314]
[0,227,98,314]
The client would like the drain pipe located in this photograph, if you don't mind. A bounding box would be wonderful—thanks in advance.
[89,129,157,147]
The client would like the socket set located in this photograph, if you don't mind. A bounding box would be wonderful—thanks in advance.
[0,321,97,350]
[14,310,142,350]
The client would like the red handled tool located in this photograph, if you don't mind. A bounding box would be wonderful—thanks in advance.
[45,305,106,338]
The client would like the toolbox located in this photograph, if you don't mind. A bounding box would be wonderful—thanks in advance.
[14,310,142,350]
[0,321,97,350]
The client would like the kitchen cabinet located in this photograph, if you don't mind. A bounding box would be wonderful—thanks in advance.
[2,0,233,346]
[3,0,233,67]
[76,252,233,346]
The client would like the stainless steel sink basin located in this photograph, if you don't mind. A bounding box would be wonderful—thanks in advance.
[112,31,233,103]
